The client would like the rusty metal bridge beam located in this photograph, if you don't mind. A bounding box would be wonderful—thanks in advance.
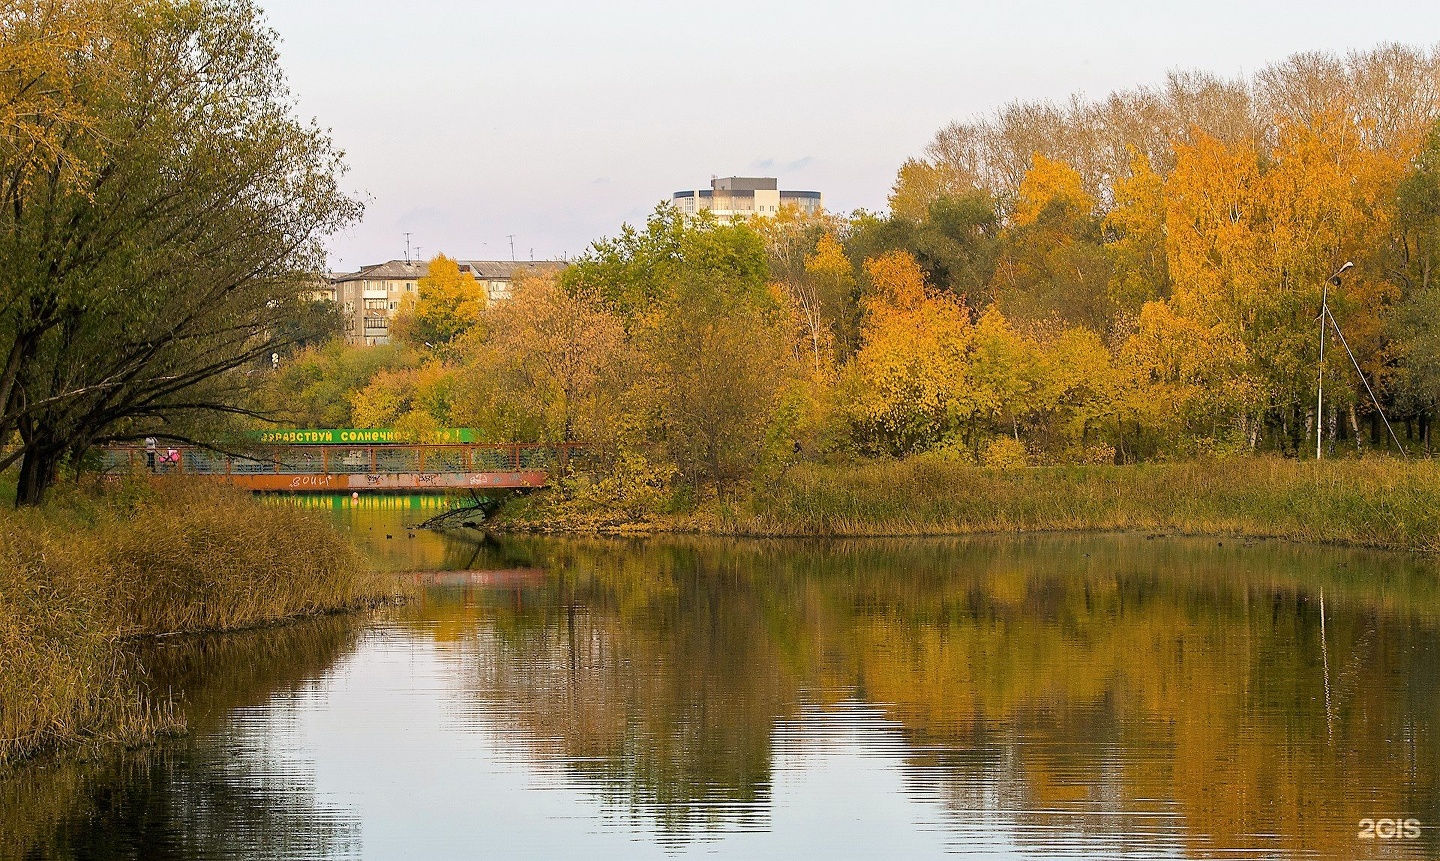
[94,442,587,492]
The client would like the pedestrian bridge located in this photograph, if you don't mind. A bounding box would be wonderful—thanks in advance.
[100,443,583,493]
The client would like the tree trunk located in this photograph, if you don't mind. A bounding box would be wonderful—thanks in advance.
[15,447,61,507]
[1349,405,1363,453]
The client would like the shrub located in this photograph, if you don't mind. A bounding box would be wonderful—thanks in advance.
[982,437,1028,470]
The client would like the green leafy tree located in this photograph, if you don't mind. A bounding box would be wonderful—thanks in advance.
[0,0,360,504]
[562,205,770,321]
[632,275,794,493]
[253,342,416,428]
[563,207,794,492]
[1387,121,1440,437]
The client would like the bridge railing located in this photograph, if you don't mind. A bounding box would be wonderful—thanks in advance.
[99,443,590,477]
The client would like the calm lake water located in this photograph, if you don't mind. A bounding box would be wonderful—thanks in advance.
[4,495,1439,860]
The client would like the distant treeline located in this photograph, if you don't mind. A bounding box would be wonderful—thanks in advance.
[260,44,1440,508]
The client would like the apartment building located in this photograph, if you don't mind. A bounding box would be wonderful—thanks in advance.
[329,259,567,346]
[462,260,567,304]
[671,176,823,221]
[329,260,423,346]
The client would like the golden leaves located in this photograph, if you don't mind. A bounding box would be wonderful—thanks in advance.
[391,255,485,348]
[1012,153,1094,228]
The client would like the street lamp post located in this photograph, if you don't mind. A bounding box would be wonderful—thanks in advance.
[1316,262,1352,459]
[1315,261,1408,460]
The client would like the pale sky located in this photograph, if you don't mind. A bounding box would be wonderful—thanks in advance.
[261,1,1440,271]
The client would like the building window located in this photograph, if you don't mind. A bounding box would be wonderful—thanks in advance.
[389,302,397,310]
[364,298,387,310]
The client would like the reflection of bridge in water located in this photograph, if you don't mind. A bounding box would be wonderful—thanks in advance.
[100,444,583,492]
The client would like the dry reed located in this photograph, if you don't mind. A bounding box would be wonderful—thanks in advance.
[0,479,391,766]
[723,457,1440,552]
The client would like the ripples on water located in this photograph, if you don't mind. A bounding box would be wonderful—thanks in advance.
[3,496,1438,860]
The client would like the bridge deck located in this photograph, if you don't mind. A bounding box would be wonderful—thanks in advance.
[100,443,580,492]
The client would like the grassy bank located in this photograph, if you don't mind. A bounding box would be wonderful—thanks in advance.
[0,480,392,767]
[500,456,1440,553]
[727,457,1440,551]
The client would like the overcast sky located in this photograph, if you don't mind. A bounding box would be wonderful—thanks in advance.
[261,1,1440,270]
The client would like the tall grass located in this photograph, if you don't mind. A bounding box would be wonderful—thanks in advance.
[0,479,392,766]
[724,457,1440,552]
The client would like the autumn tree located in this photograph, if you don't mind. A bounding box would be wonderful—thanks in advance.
[0,1,115,204]
[632,275,795,492]
[888,157,979,221]
[455,272,627,444]
[838,252,974,456]
[846,192,1000,315]
[1104,152,1171,313]
[562,207,796,493]
[350,362,457,441]
[1158,111,1402,451]
[391,254,485,349]
[989,154,1113,331]
[252,341,417,428]
[0,0,360,505]
[764,233,853,380]
[752,209,849,377]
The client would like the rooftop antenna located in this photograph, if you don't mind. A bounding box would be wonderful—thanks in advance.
[413,246,423,264]
[507,235,516,262]
[530,248,534,262]
[404,232,412,264]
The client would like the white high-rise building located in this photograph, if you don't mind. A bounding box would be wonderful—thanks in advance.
[671,176,822,221]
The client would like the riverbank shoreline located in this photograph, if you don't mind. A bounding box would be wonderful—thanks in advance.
[0,479,400,768]
[490,457,1440,554]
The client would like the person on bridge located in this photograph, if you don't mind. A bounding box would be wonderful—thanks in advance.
[145,437,158,473]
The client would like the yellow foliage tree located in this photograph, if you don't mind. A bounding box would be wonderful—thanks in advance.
[840,252,974,455]
[1115,300,1258,457]
[0,1,115,198]
[776,233,852,378]
[863,249,928,312]
[1011,153,1094,227]
[349,362,457,441]
[390,254,484,349]
[888,157,977,222]
[1157,111,1407,448]
[991,153,1113,329]
[1104,151,1170,312]
[455,273,627,444]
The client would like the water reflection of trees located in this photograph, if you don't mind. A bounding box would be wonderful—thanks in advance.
[3,616,364,860]
[417,535,1440,855]
[419,540,795,838]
